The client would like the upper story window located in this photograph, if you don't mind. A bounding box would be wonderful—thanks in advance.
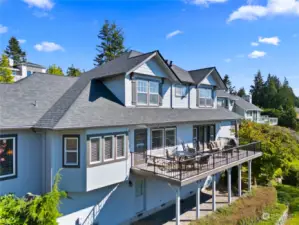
[0,135,17,180]
[63,135,80,168]
[175,85,187,97]
[199,87,213,107]
[136,79,159,106]
[151,127,176,149]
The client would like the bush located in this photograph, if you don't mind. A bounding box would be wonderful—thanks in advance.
[277,191,292,204]
[191,187,277,225]
[256,203,287,225]
[286,213,299,225]
[289,198,299,213]
[283,160,299,187]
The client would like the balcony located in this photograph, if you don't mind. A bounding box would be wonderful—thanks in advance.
[256,115,278,126]
[131,142,262,186]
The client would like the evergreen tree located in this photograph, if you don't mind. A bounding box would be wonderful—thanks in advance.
[66,64,81,77]
[223,74,236,94]
[250,70,264,107]
[4,37,26,65]
[264,74,278,108]
[94,20,126,66]
[237,87,246,97]
[47,64,64,76]
[0,54,14,83]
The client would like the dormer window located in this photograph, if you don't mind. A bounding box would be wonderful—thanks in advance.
[175,85,187,97]
[136,79,159,106]
[199,87,213,107]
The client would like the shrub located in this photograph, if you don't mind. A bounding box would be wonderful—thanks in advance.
[277,191,292,204]
[191,187,277,225]
[286,213,299,225]
[289,198,299,213]
[256,203,287,225]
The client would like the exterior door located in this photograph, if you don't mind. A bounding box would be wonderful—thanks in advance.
[134,129,147,166]
[135,178,146,213]
[199,126,205,150]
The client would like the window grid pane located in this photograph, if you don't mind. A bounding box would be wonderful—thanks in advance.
[90,138,100,163]
[149,94,158,105]
[104,137,113,160]
[116,136,125,158]
[66,152,77,164]
[0,138,14,177]
[149,81,159,94]
[137,80,148,93]
[66,138,77,150]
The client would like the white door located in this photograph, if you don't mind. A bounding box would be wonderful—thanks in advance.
[135,178,145,213]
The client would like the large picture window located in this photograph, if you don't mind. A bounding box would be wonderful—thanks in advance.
[151,129,164,149]
[137,79,159,106]
[0,135,17,180]
[165,128,176,147]
[199,87,213,107]
[63,135,80,167]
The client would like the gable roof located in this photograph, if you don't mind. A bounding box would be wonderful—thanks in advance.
[0,73,78,129]
[189,67,226,89]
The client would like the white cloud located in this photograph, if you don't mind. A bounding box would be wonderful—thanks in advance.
[34,42,64,52]
[251,42,259,46]
[0,24,8,34]
[185,0,227,6]
[166,30,183,39]
[23,0,54,10]
[18,39,26,44]
[227,0,299,22]
[248,50,266,58]
[258,36,280,45]
[224,58,232,63]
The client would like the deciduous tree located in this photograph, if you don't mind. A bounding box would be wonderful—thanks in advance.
[47,64,64,76]
[0,54,14,83]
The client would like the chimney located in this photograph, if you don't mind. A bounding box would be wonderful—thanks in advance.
[8,58,14,67]
[169,60,173,67]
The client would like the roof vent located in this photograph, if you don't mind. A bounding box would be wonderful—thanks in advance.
[169,60,173,67]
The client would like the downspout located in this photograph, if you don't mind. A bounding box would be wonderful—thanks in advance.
[171,84,173,109]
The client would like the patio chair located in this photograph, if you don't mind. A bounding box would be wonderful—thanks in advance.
[197,154,210,170]
[180,157,196,170]
[181,141,188,152]
[161,149,177,171]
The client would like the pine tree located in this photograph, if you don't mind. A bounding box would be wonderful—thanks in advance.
[4,37,26,65]
[94,20,126,66]
[237,87,246,97]
[66,64,81,77]
[250,70,264,107]
[223,74,236,94]
[0,54,14,83]
[47,64,64,76]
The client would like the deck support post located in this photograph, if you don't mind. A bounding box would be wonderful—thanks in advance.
[176,187,181,225]
[196,181,202,219]
[212,174,216,211]
[248,160,252,191]
[238,164,242,197]
[227,168,232,204]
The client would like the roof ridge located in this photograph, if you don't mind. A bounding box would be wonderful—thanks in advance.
[188,67,215,73]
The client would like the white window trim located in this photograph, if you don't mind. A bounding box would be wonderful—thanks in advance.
[103,135,115,162]
[137,79,149,106]
[116,134,126,159]
[175,85,187,97]
[149,81,159,106]
[89,137,101,164]
[165,128,176,147]
[0,137,16,179]
[151,128,165,149]
[64,137,79,166]
[199,87,213,108]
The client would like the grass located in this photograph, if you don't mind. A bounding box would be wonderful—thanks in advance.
[190,186,277,225]
[255,203,287,225]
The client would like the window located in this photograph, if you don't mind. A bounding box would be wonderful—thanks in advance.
[137,80,148,105]
[175,85,187,97]
[90,137,101,163]
[137,79,160,105]
[149,81,159,105]
[27,71,32,76]
[116,135,125,158]
[63,135,79,167]
[165,128,176,147]
[151,129,164,149]
[0,135,17,180]
[199,87,213,107]
[247,111,253,117]
[104,136,114,161]
[209,125,215,141]
[12,71,17,75]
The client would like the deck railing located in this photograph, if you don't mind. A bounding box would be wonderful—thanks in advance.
[131,142,261,181]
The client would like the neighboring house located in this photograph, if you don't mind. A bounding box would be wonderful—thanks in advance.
[217,90,278,126]
[8,58,46,81]
[296,107,299,119]
[0,50,262,225]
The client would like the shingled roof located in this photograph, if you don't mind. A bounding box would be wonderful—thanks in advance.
[1,50,238,130]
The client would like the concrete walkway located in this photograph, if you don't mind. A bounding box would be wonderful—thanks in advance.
[134,189,238,225]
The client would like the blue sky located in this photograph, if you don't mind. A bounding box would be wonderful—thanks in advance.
[0,0,298,95]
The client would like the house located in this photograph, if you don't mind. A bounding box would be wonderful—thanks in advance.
[217,90,278,126]
[8,58,46,81]
[0,50,262,225]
